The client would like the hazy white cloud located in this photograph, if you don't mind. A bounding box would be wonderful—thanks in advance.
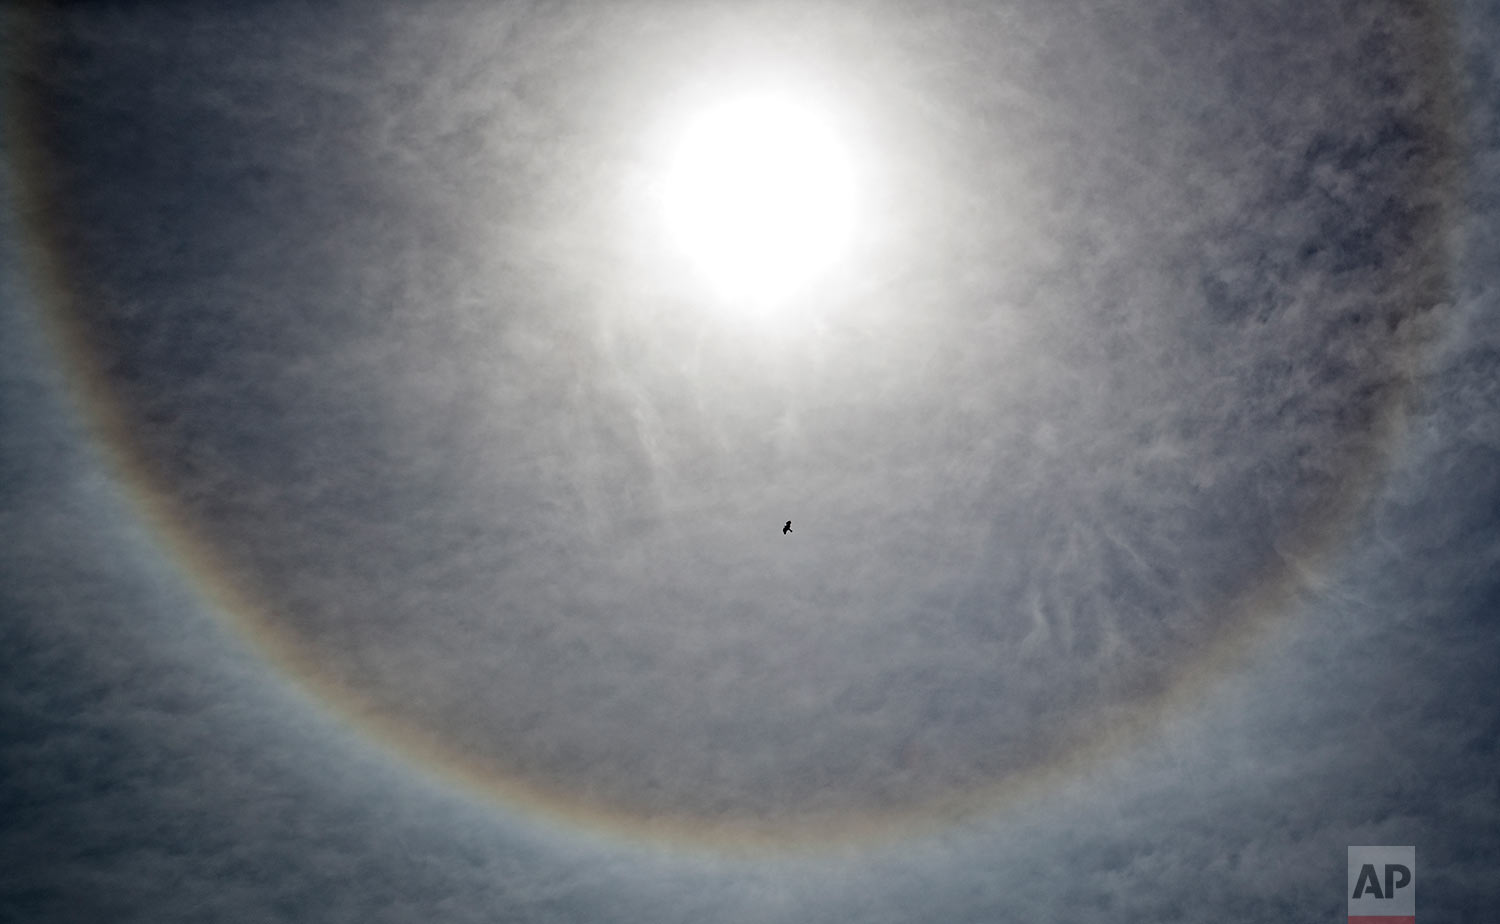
[3,0,1498,920]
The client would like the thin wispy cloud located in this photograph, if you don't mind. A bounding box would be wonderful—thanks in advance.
[2,0,1497,920]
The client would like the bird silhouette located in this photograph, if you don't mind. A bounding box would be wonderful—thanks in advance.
[783,520,793,535]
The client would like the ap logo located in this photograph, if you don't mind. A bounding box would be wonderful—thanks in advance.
[1348,846,1415,924]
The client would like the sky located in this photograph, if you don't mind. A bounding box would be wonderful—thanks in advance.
[2,0,1498,921]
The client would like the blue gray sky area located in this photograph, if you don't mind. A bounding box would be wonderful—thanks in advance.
[3,1,1499,921]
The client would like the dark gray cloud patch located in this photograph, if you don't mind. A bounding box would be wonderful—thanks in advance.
[18,0,1456,834]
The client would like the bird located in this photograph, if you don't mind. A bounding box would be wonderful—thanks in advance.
[783,520,793,535]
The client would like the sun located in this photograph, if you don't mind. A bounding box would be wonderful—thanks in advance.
[658,92,858,310]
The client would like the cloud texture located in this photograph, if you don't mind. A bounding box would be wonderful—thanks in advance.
[3,0,1498,919]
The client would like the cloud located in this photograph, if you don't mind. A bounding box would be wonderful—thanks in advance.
[3,0,1497,919]
[11,0,1466,834]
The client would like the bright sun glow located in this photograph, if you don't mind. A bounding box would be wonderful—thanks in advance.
[660,93,857,310]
